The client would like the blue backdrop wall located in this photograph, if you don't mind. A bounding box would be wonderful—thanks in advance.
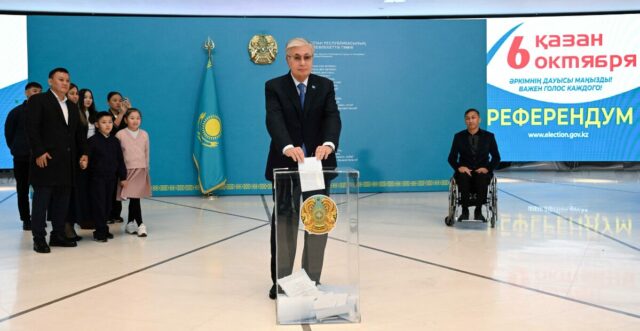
[27,16,486,196]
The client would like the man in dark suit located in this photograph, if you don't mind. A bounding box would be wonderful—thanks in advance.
[448,108,500,222]
[265,37,341,299]
[4,82,42,231]
[26,67,88,253]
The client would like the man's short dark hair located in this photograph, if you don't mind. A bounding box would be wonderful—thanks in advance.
[107,91,122,101]
[48,67,69,78]
[95,111,112,123]
[25,82,42,90]
[464,108,480,117]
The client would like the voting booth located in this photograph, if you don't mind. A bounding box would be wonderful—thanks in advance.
[273,167,360,324]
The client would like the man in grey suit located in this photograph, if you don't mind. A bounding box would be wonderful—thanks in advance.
[27,67,88,253]
[265,37,342,299]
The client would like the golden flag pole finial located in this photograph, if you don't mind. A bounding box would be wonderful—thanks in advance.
[204,37,215,68]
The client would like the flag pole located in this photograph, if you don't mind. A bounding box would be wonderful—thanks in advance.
[204,37,215,200]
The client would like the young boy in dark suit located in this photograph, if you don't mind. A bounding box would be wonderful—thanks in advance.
[86,112,127,242]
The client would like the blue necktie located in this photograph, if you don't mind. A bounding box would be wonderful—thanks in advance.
[297,83,305,110]
[297,83,307,156]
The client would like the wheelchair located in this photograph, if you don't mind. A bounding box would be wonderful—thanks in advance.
[444,175,498,228]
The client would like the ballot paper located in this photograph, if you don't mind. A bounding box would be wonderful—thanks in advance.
[277,296,316,323]
[277,270,360,323]
[314,286,359,322]
[313,292,349,310]
[313,292,350,320]
[278,269,321,297]
[298,157,325,192]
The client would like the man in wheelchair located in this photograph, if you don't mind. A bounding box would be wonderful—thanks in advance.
[447,108,501,222]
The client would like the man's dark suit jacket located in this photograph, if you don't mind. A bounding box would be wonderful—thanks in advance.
[448,128,501,172]
[4,101,30,160]
[264,72,341,181]
[26,90,87,187]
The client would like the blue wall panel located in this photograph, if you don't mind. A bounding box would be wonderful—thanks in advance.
[27,16,486,195]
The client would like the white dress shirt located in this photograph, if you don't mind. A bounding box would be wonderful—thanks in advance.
[52,90,69,125]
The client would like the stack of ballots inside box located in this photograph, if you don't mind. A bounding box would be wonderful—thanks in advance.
[277,269,358,323]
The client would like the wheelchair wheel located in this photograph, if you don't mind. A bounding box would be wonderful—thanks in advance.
[489,177,498,228]
[445,178,457,226]
[445,216,454,226]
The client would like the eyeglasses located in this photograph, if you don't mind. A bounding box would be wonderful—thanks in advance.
[287,55,313,62]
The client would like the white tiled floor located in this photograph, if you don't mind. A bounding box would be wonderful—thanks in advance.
[0,171,638,330]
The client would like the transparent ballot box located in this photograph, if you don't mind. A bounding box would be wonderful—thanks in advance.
[273,167,360,325]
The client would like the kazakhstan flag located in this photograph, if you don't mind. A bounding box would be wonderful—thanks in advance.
[193,42,226,194]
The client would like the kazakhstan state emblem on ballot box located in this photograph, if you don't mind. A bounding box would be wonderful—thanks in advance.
[248,34,278,64]
[301,195,338,235]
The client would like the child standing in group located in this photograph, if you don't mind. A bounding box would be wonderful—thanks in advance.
[116,108,152,237]
[86,112,127,242]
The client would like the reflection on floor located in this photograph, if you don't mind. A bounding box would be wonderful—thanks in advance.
[0,171,638,330]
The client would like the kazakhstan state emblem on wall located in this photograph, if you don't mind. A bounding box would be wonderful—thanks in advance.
[197,112,222,148]
[300,195,338,235]
[248,34,278,64]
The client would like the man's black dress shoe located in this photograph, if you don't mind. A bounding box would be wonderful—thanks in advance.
[93,232,108,242]
[66,233,83,242]
[457,207,469,222]
[49,235,77,247]
[269,284,286,299]
[269,285,277,299]
[65,224,83,241]
[474,208,486,222]
[33,238,51,253]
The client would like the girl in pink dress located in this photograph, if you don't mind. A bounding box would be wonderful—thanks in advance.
[116,108,151,237]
